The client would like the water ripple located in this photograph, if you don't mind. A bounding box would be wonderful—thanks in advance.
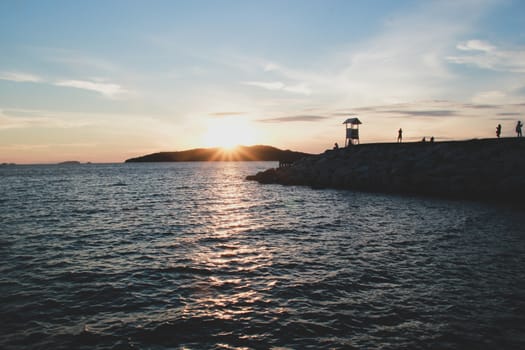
[1,162,524,349]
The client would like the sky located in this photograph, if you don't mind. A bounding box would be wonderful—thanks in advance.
[1,0,524,163]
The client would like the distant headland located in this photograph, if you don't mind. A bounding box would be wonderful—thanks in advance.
[57,161,82,165]
[247,138,525,204]
[125,145,312,163]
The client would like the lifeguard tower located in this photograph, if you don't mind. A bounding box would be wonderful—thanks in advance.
[343,117,362,147]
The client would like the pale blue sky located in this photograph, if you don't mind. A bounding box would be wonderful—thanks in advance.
[1,0,524,163]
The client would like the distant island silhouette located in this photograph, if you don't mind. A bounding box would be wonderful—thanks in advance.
[125,145,312,163]
[58,161,81,165]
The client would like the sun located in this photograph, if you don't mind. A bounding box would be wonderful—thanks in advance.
[202,117,257,149]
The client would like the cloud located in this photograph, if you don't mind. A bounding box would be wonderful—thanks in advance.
[347,102,461,118]
[497,112,521,116]
[515,85,525,96]
[0,108,91,129]
[471,90,507,104]
[237,1,498,108]
[456,39,495,52]
[0,71,42,82]
[244,81,284,91]
[447,39,525,73]
[257,115,328,123]
[209,112,245,117]
[243,81,311,95]
[34,46,119,72]
[0,112,57,130]
[329,2,494,104]
[283,83,311,95]
[342,100,512,121]
[462,103,498,109]
[54,80,128,98]
[264,63,280,72]
[331,112,357,116]
[384,110,458,117]
[0,69,129,99]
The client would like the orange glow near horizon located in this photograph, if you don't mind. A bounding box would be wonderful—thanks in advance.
[207,145,259,161]
[201,117,258,149]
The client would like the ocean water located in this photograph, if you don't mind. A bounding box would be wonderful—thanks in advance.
[1,162,524,350]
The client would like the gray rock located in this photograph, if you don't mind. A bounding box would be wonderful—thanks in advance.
[246,138,525,204]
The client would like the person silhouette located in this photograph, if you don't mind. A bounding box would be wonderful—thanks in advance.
[496,124,501,138]
[516,121,523,137]
[397,128,402,143]
[333,142,339,150]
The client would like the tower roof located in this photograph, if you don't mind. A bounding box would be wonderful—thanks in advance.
[343,117,362,125]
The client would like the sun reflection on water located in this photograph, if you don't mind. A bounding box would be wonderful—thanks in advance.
[180,163,274,323]
[183,244,274,321]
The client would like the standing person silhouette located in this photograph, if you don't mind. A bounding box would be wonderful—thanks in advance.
[496,124,501,138]
[397,128,402,143]
[516,121,523,137]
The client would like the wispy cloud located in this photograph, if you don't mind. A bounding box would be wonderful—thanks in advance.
[0,69,129,99]
[0,113,59,130]
[462,103,498,109]
[0,108,91,130]
[0,71,42,83]
[471,90,508,104]
[33,46,119,73]
[244,81,284,91]
[384,110,458,118]
[492,117,519,121]
[257,115,328,123]
[348,100,509,120]
[54,79,128,98]
[231,2,496,110]
[264,63,280,72]
[331,112,357,116]
[209,112,245,117]
[497,112,521,116]
[243,81,311,95]
[456,39,495,52]
[516,86,525,96]
[447,39,525,73]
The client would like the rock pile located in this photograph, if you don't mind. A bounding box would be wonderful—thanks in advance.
[246,138,525,203]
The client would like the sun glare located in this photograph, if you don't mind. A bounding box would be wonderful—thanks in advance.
[202,118,257,149]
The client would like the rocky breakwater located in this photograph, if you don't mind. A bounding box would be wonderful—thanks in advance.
[246,138,525,203]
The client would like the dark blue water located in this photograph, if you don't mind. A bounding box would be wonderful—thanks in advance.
[1,162,524,349]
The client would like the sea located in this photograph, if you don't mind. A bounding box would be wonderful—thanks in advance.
[1,162,524,350]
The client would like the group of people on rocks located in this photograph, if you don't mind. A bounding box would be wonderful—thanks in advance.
[395,120,523,143]
[397,128,433,143]
[333,120,523,149]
